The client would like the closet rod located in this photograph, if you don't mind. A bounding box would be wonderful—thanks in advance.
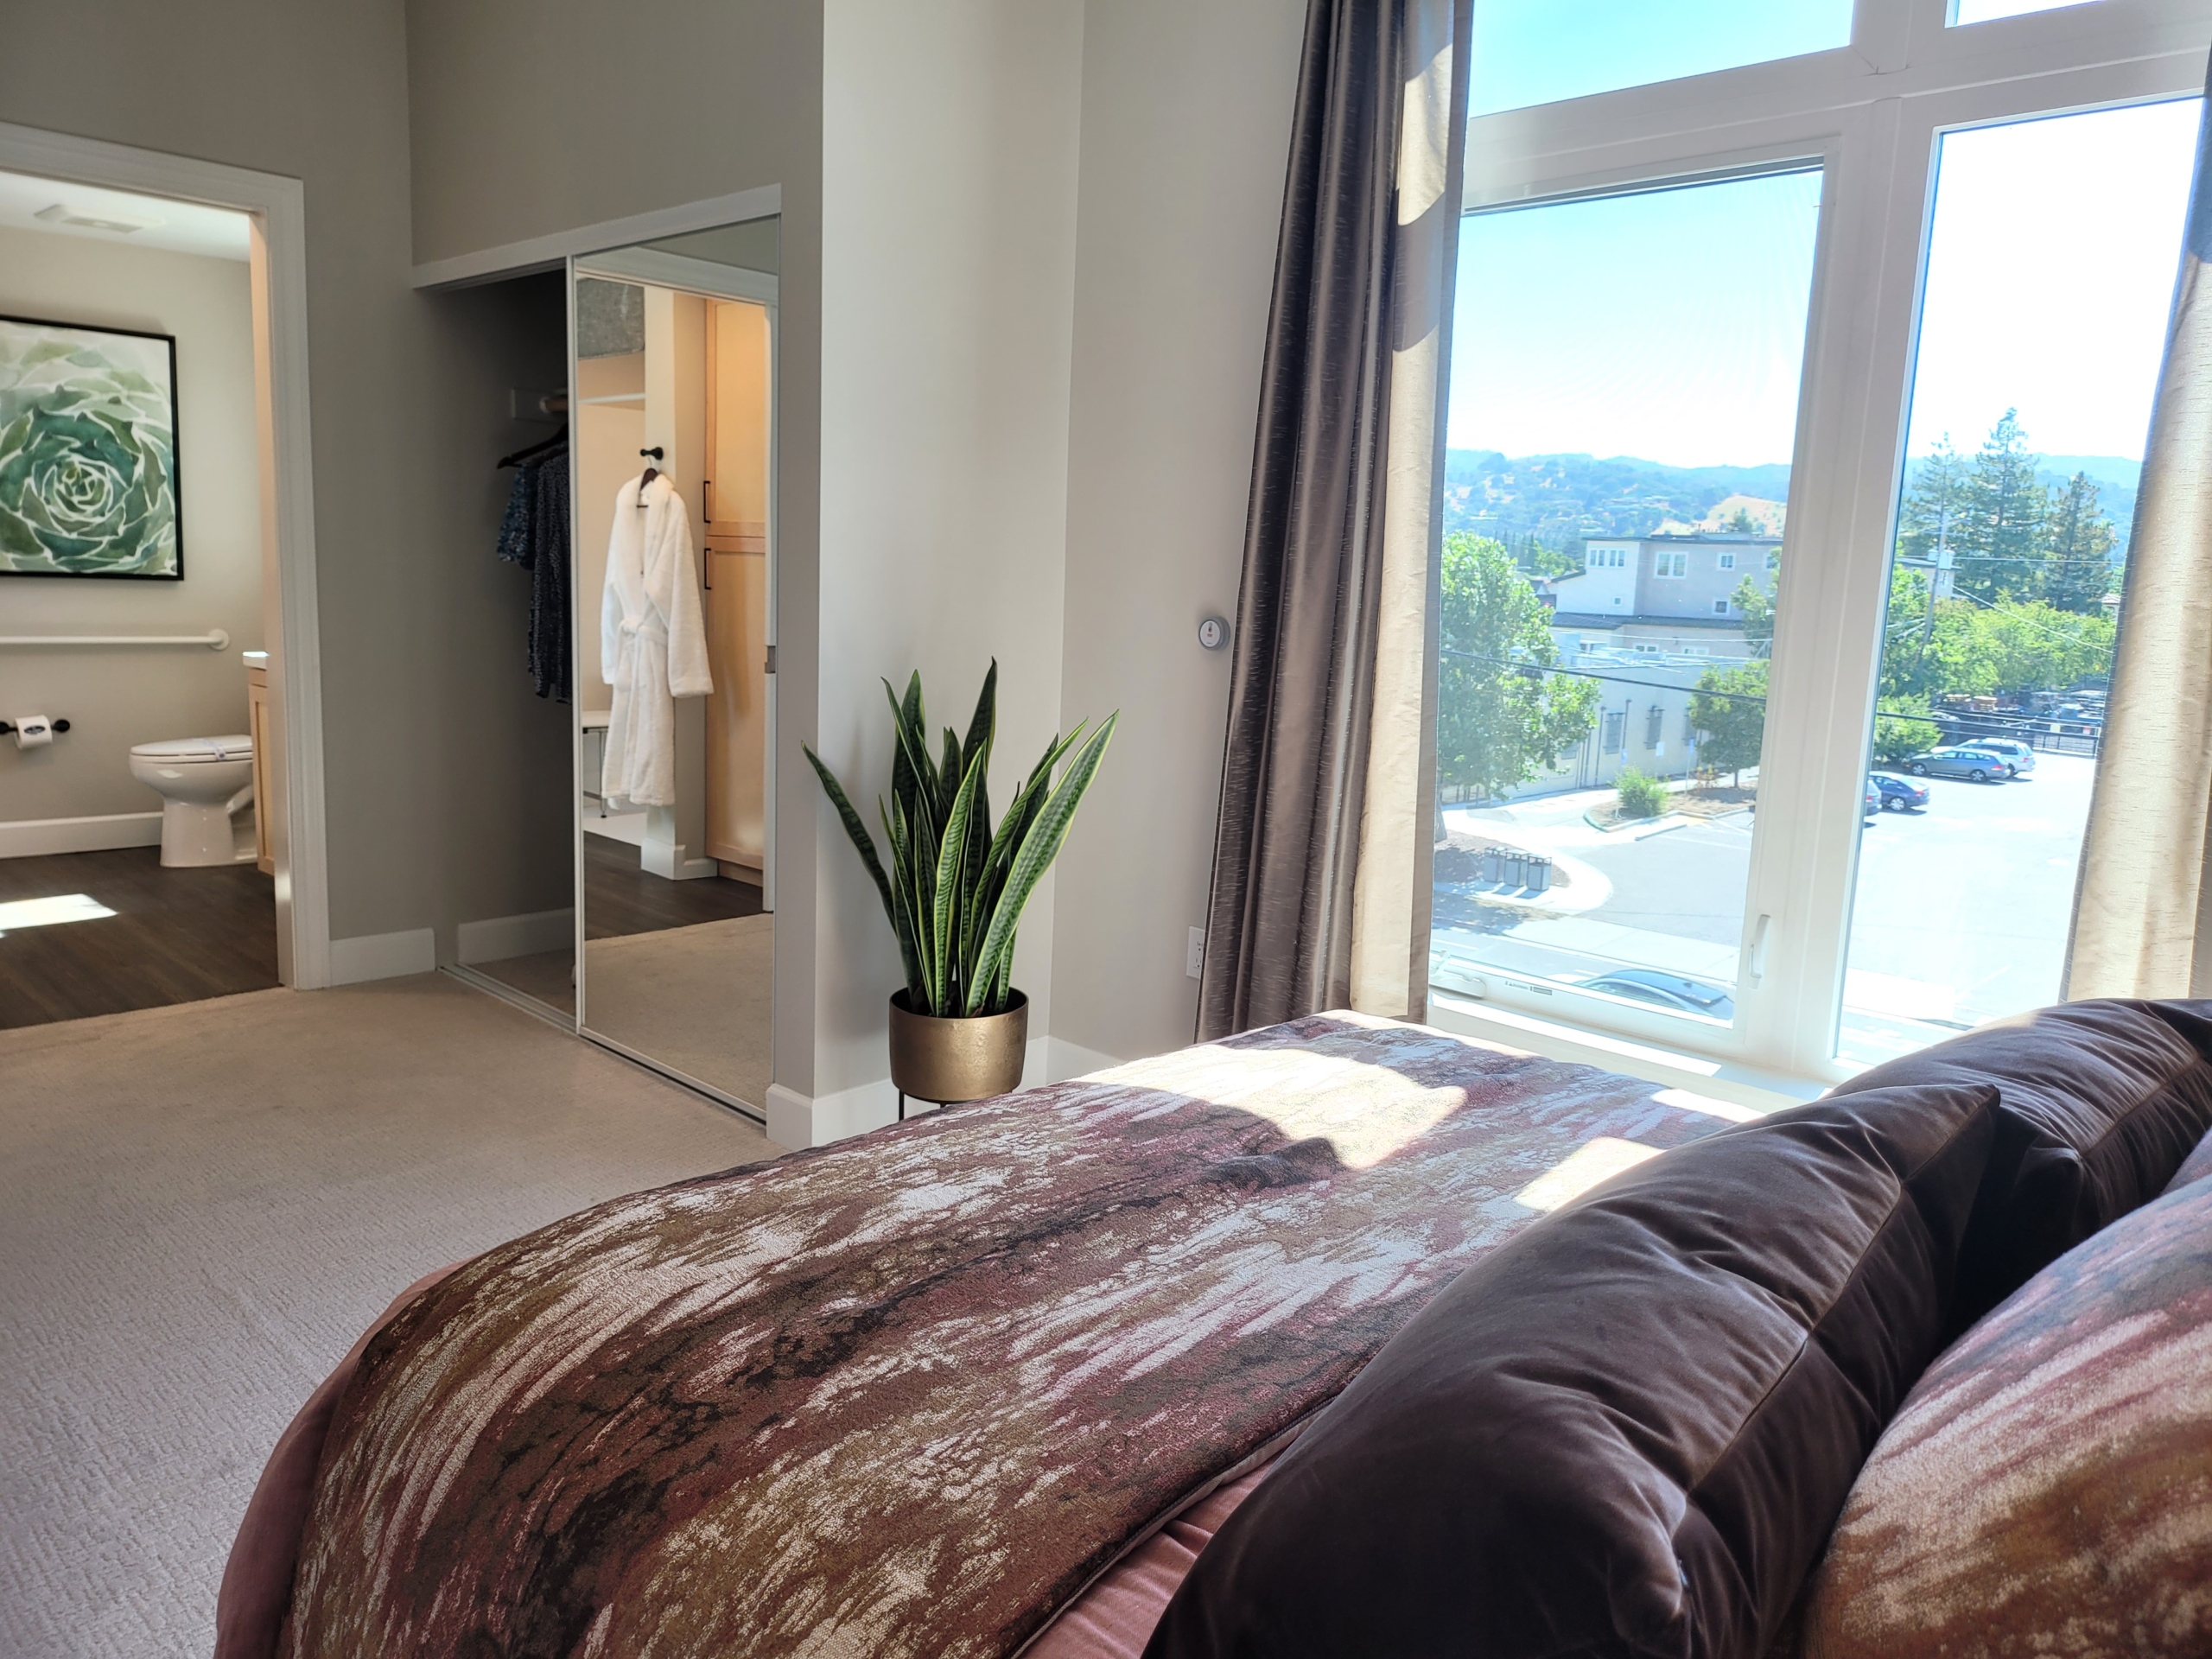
[0,629,231,651]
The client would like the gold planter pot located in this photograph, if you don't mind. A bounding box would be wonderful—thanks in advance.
[887,988,1029,1116]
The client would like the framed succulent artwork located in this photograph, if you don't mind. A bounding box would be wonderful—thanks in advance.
[0,314,181,579]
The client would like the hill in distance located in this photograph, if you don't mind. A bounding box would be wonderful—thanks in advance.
[1443,449,1792,547]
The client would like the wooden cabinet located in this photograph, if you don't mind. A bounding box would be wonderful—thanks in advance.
[702,299,772,878]
[245,652,274,875]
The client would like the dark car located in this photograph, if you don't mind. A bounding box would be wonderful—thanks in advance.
[1904,747,2005,782]
[1580,969,1735,1020]
[1869,772,1929,811]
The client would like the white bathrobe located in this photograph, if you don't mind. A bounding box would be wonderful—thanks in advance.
[601,473,712,807]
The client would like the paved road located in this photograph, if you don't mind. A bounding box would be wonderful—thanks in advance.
[1435,753,2095,1062]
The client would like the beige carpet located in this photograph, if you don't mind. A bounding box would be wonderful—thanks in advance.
[582,913,773,1108]
[0,974,775,1659]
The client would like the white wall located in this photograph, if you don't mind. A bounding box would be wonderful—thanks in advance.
[804,0,1084,1129]
[1047,0,1309,1066]
[0,225,262,829]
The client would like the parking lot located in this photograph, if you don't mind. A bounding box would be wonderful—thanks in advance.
[1436,752,2097,1065]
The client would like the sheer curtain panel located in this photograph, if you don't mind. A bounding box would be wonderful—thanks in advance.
[2069,58,2212,1001]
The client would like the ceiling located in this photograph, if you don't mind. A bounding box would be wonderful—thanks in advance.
[0,168,251,262]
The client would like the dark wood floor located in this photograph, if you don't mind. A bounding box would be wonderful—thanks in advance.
[0,845,278,1028]
[584,832,763,939]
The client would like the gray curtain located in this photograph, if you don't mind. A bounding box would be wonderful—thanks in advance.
[2067,58,2212,1000]
[1197,0,1470,1040]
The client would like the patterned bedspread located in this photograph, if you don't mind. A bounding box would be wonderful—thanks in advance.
[281,1013,1732,1658]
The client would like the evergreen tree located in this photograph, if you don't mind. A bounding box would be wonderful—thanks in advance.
[2041,471,2117,614]
[1435,533,1601,802]
[1896,435,1967,580]
[1955,410,2046,603]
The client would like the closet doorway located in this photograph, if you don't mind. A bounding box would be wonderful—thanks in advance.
[570,218,778,1115]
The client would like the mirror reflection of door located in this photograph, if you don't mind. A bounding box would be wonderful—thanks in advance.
[569,217,778,1118]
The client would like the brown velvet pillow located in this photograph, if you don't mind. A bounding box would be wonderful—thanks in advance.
[1144,1083,1999,1659]
[2164,1123,2212,1196]
[1796,1174,2212,1658]
[1827,999,2212,1328]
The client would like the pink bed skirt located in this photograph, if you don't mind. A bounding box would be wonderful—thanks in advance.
[216,1262,1266,1659]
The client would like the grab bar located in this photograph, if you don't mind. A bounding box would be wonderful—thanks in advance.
[0,629,230,651]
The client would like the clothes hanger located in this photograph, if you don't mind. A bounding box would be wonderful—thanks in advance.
[496,427,569,469]
[639,447,663,495]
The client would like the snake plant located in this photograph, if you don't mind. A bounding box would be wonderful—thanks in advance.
[804,662,1117,1019]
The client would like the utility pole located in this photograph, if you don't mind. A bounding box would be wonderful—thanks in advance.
[1923,503,1950,648]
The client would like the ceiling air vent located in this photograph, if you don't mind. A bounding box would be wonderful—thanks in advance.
[35,202,160,235]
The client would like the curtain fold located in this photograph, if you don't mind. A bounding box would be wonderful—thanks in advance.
[2066,61,2212,1000]
[1197,0,1470,1040]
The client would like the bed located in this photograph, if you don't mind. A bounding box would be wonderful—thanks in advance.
[226,999,2212,1659]
[217,1011,1736,1658]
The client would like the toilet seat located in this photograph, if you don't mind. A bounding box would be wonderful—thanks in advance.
[130,734,254,763]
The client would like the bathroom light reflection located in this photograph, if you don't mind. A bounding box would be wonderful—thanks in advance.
[0,893,119,938]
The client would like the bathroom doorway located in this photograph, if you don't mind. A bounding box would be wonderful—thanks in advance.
[0,168,283,1027]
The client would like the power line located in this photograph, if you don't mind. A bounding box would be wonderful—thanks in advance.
[1440,646,1771,707]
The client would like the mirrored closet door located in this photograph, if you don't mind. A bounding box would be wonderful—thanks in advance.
[569,216,777,1113]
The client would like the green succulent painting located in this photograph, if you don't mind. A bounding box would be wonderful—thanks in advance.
[0,316,181,578]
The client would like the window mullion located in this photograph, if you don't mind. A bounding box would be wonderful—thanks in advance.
[1738,97,1935,1080]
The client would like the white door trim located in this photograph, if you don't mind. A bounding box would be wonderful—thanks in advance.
[0,119,333,988]
[410,184,783,291]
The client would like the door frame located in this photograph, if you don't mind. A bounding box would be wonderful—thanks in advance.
[0,120,333,986]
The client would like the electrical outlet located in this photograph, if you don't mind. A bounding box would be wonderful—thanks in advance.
[1186,927,1205,980]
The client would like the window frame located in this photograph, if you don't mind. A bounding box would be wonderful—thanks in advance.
[1426,0,2212,1084]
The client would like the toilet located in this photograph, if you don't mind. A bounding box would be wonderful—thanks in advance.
[129,735,257,868]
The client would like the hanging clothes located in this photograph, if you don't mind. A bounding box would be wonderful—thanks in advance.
[600,472,712,807]
[494,442,572,702]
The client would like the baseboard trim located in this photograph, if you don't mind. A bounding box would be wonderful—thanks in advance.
[766,1034,1079,1150]
[0,811,162,859]
[1046,1037,1122,1083]
[327,927,435,986]
[457,907,575,965]
[639,840,720,881]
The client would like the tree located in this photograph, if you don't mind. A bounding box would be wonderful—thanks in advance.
[1896,435,1967,577]
[2041,471,2117,614]
[1871,697,1942,766]
[1689,661,1768,785]
[1955,410,2046,603]
[1436,533,1601,802]
[1733,570,1775,657]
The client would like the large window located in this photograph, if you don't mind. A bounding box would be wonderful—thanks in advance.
[1426,0,2212,1083]
[1837,99,2198,1065]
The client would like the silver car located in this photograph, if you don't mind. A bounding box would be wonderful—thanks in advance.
[1956,739,2035,777]
[1904,747,2005,783]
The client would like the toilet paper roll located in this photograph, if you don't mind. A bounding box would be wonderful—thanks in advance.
[11,715,53,750]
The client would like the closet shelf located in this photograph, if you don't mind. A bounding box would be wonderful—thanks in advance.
[578,393,646,405]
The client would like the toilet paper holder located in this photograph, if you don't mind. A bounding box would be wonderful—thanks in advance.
[0,717,68,736]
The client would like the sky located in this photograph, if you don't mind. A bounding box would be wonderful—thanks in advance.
[1450,10,2201,471]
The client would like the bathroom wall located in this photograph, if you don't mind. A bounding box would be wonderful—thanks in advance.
[0,222,264,841]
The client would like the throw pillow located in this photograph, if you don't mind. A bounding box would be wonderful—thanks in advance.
[1796,1174,2212,1658]
[2164,1122,2212,1195]
[1827,999,2212,1327]
[1144,1083,1998,1659]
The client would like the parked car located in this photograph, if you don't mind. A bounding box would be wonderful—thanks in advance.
[1956,738,2036,777]
[1865,779,1879,817]
[1580,969,1735,1020]
[1869,772,1929,812]
[1904,747,2006,782]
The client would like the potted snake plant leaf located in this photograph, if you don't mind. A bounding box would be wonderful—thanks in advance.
[804,661,1117,1109]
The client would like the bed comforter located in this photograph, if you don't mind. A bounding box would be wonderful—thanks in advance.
[265,1013,1732,1658]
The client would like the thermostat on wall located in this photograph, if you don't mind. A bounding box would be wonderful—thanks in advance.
[1198,615,1230,651]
